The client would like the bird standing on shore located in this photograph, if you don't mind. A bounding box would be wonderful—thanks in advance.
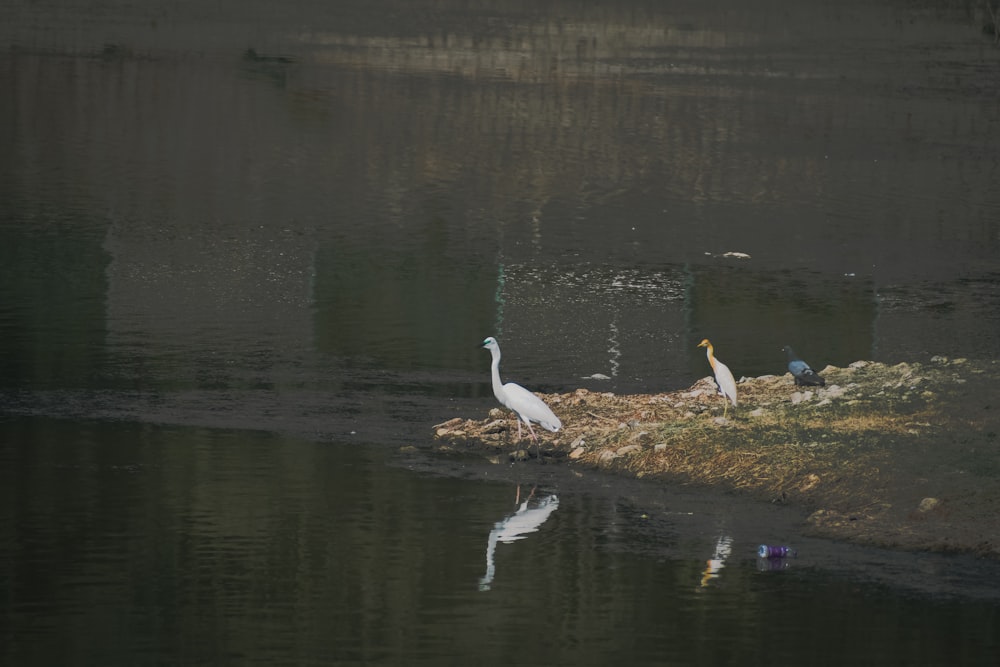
[698,338,737,418]
[480,336,562,442]
[783,345,826,386]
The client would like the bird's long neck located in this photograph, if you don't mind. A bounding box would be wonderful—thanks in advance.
[489,347,505,398]
[704,344,717,370]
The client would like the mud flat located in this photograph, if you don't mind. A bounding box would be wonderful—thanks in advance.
[434,357,1000,559]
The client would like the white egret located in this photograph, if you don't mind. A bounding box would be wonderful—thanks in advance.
[697,338,737,418]
[783,345,826,387]
[480,336,562,442]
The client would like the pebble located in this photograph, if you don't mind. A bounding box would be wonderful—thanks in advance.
[791,391,814,404]
[917,497,941,513]
[821,384,846,399]
[597,450,617,464]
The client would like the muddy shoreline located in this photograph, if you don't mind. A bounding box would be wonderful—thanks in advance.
[434,357,1000,559]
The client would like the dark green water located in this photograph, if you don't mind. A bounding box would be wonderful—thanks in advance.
[3,0,1000,663]
[3,416,1000,665]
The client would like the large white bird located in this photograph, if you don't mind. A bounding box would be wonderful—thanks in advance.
[698,338,737,418]
[480,336,562,442]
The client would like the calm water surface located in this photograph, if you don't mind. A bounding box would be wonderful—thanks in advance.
[3,0,1000,663]
[3,417,1000,665]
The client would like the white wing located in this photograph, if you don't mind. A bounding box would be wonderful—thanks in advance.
[713,360,738,406]
[501,382,562,431]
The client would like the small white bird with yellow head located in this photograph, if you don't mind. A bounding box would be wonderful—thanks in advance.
[697,338,737,418]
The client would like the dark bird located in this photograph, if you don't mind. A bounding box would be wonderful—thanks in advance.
[783,345,825,386]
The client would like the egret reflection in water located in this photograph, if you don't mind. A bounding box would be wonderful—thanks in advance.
[479,486,560,591]
[700,534,734,588]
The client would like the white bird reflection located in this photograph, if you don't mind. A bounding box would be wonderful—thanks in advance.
[700,534,733,588]
[479,486,559,591]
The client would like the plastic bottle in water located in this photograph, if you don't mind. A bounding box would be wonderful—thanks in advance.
[758,544,797,559]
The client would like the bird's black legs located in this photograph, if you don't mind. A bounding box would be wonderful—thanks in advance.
[508,415,545,462]
[525,421,543,460]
